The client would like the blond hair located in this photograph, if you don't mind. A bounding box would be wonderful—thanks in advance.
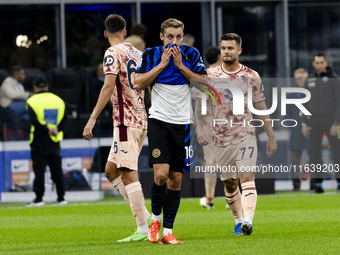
[294,68,308,76]
[160,18,184,34]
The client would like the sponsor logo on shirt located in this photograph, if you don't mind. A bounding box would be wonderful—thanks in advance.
[131,107,146,112]
[104,55,114,66]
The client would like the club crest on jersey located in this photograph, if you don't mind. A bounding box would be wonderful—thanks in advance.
[152,149,161,158]
[104,55,114,66]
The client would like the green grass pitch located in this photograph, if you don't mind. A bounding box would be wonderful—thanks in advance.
[1,191,340,255]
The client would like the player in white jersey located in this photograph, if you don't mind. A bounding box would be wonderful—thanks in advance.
[83,14,150,242]
[197,33,277,235]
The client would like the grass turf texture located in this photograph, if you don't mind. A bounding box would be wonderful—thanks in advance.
[1,191,339,255]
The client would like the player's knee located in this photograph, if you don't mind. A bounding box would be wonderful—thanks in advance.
[167,180,181,190]
[167,173,183,190]
[105,170,113,181]
[104,165,119,182]
[120,168,138,185]
[224,179,238,193]
[154,172,168,186]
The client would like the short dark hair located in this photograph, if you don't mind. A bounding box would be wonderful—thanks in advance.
[105,14,126,34]
[130,23,147,36]
[33,77,48,87]
[220,33,242,48]
[313,52,326,61]
[9,65,23,76]
[205,47,220,65]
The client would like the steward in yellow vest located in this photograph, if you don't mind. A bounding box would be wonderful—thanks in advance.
[26,77,67,207]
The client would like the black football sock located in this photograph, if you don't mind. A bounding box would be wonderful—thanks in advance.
[151,182,166,216]
[163,189,181,229]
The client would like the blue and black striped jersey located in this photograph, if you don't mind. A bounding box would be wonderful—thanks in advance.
[136,44,206,85]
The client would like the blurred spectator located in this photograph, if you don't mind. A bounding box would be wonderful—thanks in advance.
[301,53,340,194]
[89,63,111,117]
[182,33,195,47]
[89,64,105,109]
[205,47,222,68]
[125,23,147,52]
[287,68,310,191]
[0,65,30,119]
[26,77,67,207]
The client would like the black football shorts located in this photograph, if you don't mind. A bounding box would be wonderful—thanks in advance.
[148,118,193,172]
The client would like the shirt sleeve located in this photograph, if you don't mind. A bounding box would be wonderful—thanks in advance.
[2,80,30,100]
[188,48,207,75]
[136,48,150,74]
[103,48,120,75]
[251,73,265,104]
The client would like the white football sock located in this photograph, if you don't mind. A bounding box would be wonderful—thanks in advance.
[235,217,244,224]
[163,227,172,237]
[244,217,253,225]
[145,207,151,220]
[137,223,148,234]
[151,214,162,222]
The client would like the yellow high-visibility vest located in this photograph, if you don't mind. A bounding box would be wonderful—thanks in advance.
[26,92,65,144]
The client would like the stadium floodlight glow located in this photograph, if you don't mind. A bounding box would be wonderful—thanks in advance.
[37,35,48,45]
[16,35,28,47]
